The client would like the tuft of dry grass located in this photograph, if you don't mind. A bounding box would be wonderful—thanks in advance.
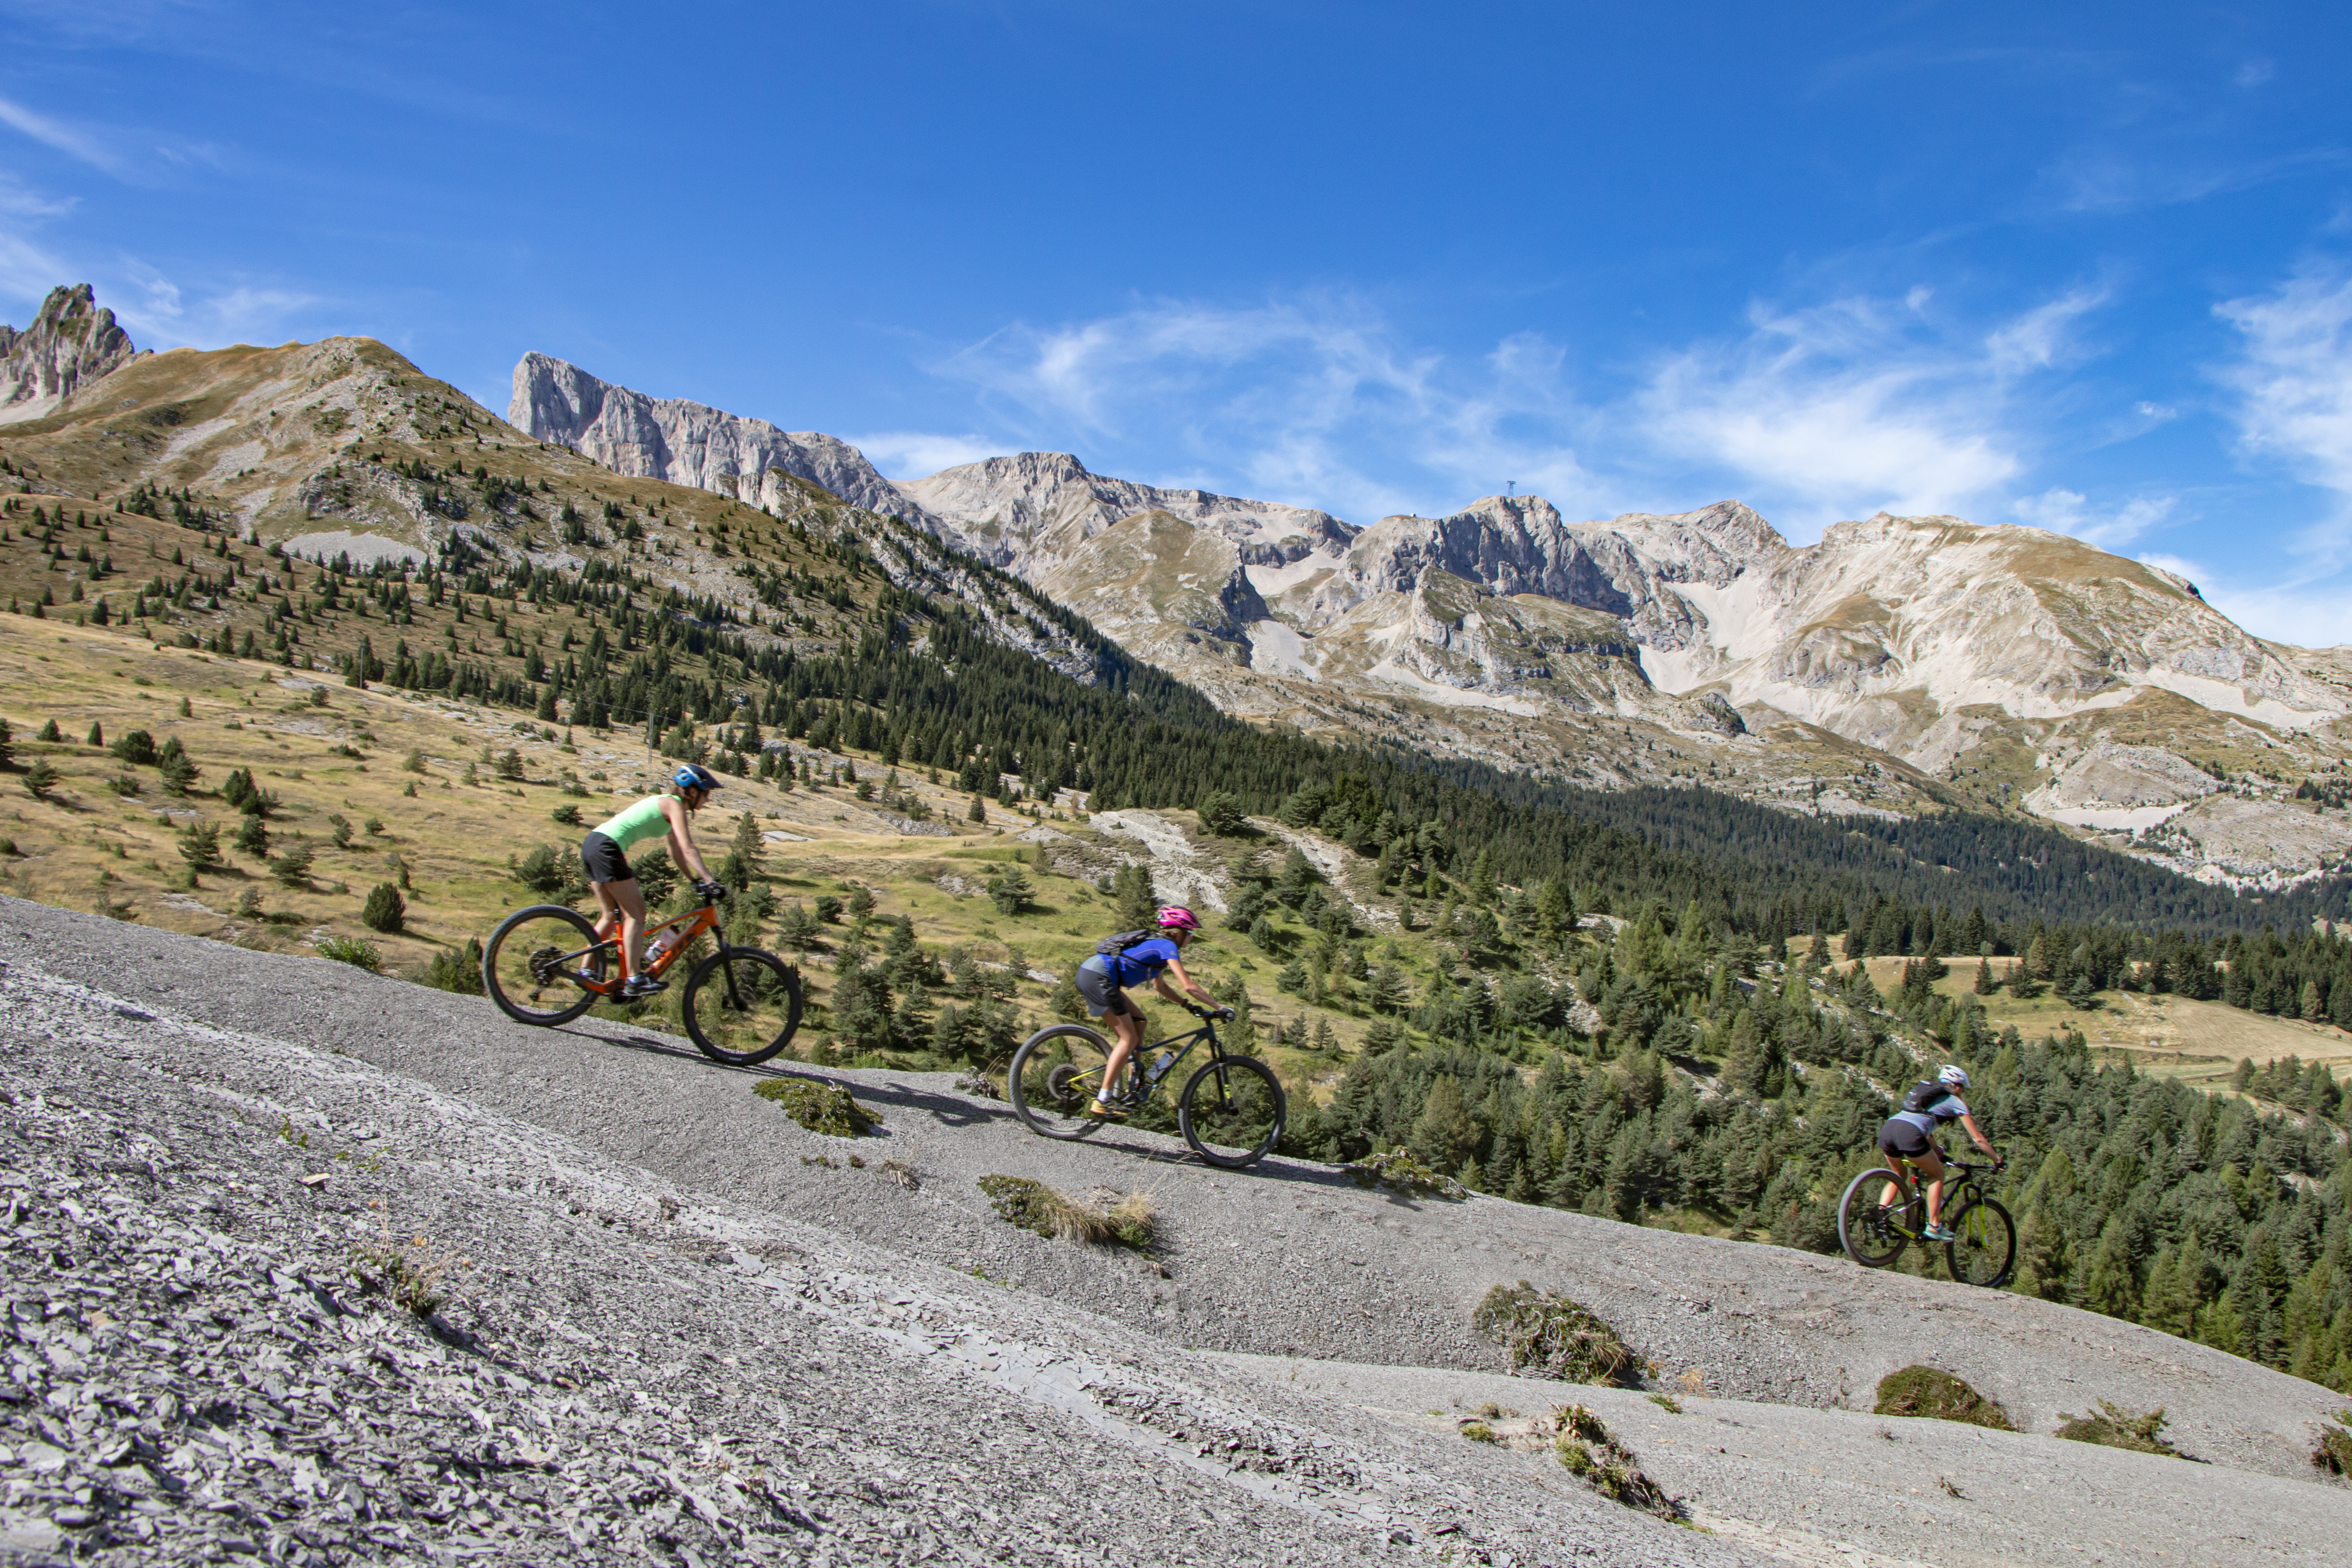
[1543,1405,1680,1519]
[976,1174,1156,1250]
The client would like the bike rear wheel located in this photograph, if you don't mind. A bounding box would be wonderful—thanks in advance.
[482,904,603,1027]
[1008,1024,1120,1139]
[682,947,804,1067]
[1177,1054,1286,1169]
[1838,1167,1914,1269]
[1945,1197,2017,1288]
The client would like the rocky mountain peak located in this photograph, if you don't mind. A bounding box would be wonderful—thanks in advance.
[0,284,141,424]
[509,352,930,526]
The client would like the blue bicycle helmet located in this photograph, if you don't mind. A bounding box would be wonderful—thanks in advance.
[673,763,719,794]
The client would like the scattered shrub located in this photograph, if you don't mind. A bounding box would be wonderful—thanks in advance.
[351,1232,467,1317]
[272,839,315,888]
[1345,1146,1468,1199]
[976,1174,1155,1250]
[361,882,406,934]
[1545,1404,1679,1518]
[176,820,223,871]
[1459,1420,1499,1444]
[1472,1282,1639,1384]
[419,938,485,995]
[36,718,60,742]
[514,843,570,895]
[753,1077,880,1137]
[315,936,383,972]
[2054,1401,2183,1457]
[550,803,581,826]
[20,759,59,801]
[1873,1366,2015,1430]
[2309,1412,2352,1476]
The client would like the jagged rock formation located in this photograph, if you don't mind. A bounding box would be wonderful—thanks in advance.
[897,449,1354,577]
[0,284,141,424]
[510,351,925,522]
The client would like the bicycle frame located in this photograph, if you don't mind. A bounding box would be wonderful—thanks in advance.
[1104,1013,1232,1104]
[537,900,727,998]
[1882,1154,1992,1236]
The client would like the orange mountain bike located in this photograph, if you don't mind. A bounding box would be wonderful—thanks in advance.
[481,889,803,1067]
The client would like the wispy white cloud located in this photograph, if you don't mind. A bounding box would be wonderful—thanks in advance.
[933,296,1592,523]
[2012,486,2175,550]
[846,430,1003,478]
[1628,288,2105,534]
[2216,267,2352,511]
[106,260,317,348]
[0,95,123,173]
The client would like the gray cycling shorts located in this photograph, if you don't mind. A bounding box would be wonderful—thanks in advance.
[1073,958,1134,1020]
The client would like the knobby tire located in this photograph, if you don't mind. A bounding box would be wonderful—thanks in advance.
[681,947,804,1067]
[1177,1054,1286,1169]
[482,904,602,1028]
[1945,1196,2018,1288]
[1838,1166,1914,1269]
[1008,1024,1117,1140]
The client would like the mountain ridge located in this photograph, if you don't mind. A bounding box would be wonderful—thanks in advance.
[502,347,2352,888]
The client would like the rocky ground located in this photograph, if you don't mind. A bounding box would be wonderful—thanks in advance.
[3,896,2350,1566]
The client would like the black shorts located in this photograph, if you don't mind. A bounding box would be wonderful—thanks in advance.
[1877,1118,1935,1160]
[1074,958,1134,1020]
[581,831,632,885]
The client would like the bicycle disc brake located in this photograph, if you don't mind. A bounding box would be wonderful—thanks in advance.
[526,945,568,984]
[1044,1064,1086,1108]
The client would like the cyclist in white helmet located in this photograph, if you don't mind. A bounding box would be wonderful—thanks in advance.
[580,763,724,998]
[1072,905,1229,1118]
[1876,1064,2004,1241]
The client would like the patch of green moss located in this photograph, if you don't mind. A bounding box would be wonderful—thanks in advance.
[1472,1281,1638,1385]
[2054,1401,2183,1457]
[753,1077,880,1137]
[1873,1366,2016,1431]
[1547,1404,1679,1519]
[1344,1147,1468,1199]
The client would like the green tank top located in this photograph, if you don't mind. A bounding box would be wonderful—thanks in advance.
[594,795,673,852]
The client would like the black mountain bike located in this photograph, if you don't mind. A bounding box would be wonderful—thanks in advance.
[1007,1004,1287,1169]
[1837,1154,2016,1288]
[481,890,803,1068]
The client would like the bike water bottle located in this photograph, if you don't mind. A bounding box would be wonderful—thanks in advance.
[645,929,677,966]
[1149,1050,1175,1082]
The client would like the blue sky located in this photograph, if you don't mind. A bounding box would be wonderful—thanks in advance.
[4,3,2352,640]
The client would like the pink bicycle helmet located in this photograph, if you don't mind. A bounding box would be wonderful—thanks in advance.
[1156,905,1200,932]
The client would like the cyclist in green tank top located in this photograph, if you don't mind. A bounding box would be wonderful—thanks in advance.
[581,764,723,997]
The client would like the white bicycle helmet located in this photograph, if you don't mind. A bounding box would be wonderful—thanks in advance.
[1938,1064,1971,1089]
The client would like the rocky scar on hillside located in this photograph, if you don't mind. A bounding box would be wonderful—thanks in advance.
[0,285,142,428]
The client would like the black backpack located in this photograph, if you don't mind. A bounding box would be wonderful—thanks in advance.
[1095,928,1157,958]
[1902,1080,1954,1116]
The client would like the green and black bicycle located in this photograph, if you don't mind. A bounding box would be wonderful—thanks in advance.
[1006,1004,1286,1169]
[1837,1153,2017,1288]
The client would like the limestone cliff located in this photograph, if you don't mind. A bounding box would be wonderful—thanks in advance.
[0,284,141,424]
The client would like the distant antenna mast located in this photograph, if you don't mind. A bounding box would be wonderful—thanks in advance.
[1506,481,1516,497]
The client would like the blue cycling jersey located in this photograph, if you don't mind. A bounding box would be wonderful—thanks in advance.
[1100,937,1181,988]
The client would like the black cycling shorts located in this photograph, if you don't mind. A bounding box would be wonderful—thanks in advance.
[1877,1117,1935,1160]
[580,831,633,885]
[1073,958,1135,1020]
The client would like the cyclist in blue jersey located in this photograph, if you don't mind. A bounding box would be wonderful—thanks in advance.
[1072,905,1230,1118]
[1876,1065,2004,1241]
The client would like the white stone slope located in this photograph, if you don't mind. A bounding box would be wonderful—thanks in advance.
[0,283,142,425]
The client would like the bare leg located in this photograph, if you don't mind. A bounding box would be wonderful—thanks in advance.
[602,877,649,978]
[589,880,621,972]
[1099,1008,1145,1100]
[1915,1148,1949,1226]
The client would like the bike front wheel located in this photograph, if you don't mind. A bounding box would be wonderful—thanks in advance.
[1945,1197,2018,1288]
[1177,1054,1286,1169]
[682,947,804,1067]
[482,904,603,1028]
[1837,1167,1914,1269]
[1007,1024,1117,1139]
